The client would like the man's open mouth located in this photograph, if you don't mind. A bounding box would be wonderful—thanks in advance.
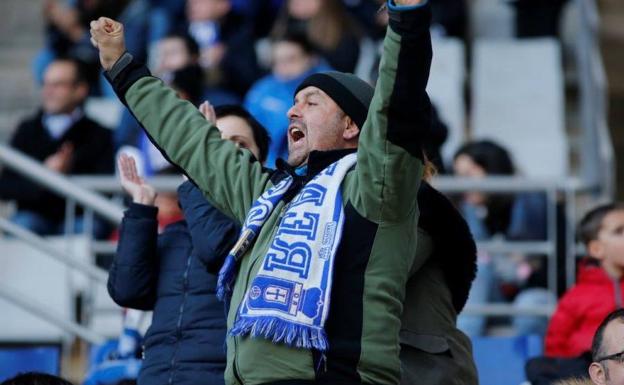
[289,125,305,142]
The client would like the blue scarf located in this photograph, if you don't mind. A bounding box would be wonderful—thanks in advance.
[217,153,357,351]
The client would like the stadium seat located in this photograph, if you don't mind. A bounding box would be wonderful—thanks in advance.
[0,344,61,381]
[472,334,543,385]
[471,38,568,178]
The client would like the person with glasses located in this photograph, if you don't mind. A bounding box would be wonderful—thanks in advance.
[589,308,624,384]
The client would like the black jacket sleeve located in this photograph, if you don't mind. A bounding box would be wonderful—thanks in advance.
[177,180,240,274]
[107,203,159,310]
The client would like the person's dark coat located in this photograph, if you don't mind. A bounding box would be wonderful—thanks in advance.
[399,182,478,385]
[108,181,239,385]
[0,111,114,222]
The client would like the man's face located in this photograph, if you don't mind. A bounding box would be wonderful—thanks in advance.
[41,61,87,115]
[288,0,321,20]
[590,320,624,385]
[589,210,624,275]
[157,38,193,74]
[453,154,487,206]
[272,41,313,81]
[286,86,353,167]
[186,0,231,22]
[216,115,261,162]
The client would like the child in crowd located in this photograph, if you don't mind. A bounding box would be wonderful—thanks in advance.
[545,203,624,357]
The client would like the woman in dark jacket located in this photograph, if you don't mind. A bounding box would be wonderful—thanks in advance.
[108,154,239,385]
[108,104,269,385]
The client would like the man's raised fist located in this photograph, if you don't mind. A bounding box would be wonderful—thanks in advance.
[89,17,126,71]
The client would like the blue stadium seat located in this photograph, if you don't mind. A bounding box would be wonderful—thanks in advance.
[472,334,543,385]
[0,344,61,381]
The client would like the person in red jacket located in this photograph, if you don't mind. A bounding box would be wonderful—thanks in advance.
[545,202,624,357]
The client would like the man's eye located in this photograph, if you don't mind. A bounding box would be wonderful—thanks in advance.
[307,102,317,106]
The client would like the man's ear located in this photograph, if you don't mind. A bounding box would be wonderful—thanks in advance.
[588,239,605,261]
[342,117,360,141]
[589,362,607,385]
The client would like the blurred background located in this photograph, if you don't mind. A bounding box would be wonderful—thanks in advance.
[0,0,622,384]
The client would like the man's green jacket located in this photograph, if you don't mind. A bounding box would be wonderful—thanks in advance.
[106,2,433,384]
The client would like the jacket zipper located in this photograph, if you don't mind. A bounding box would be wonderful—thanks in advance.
[168,254,193,385]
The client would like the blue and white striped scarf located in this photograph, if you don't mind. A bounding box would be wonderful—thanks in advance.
[217,153,357,351]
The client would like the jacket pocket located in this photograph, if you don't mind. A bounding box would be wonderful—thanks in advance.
[399,330,450,355]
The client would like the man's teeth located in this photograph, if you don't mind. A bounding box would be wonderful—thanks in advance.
[290,128,304,141]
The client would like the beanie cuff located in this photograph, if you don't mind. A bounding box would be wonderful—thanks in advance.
[295,73,370,129]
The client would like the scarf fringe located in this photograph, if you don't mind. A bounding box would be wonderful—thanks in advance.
[217,255,237,301]
[231,316,329,351]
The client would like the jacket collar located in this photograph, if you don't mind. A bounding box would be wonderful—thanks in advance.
[275,148,357,182]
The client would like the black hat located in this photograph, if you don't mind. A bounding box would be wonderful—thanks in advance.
[295,71,374,129]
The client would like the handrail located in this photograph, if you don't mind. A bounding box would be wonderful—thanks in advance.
[0,143,124,224]
[71,174,592,193]
[0,283,106,345]
[0,218,109,284]
[70,175,591,194]
[71,175,185,193]
[462,303,555,317]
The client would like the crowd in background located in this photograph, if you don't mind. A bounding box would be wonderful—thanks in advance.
[6,0,619,384]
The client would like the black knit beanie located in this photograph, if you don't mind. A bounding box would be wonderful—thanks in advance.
[295,71,375,129]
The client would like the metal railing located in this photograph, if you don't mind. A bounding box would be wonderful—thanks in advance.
[71,174,588,317]
[0,143,122,343]
[0,144,124,224]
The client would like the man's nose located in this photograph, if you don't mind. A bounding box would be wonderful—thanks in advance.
[287,103,301,120]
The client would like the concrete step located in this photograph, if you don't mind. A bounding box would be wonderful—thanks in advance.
[0,0,45,47]
[0,68,38,112]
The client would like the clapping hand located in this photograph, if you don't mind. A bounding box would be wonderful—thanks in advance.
[199,100,217,125]
[118,153,156,205]
[44,142,73,173]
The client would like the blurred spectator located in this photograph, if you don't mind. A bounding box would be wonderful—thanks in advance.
[34,0,149,95]
[545,203,624,358]
[115,33,238,152]
[589,309,624,385]
[229,0,284,38]
[145,0,186,45]
[342,0,386,40]
[83,310,143,385]
[151,33,201,79]
[107,105,269,385]
[0,59,114,238]
[453,140,554,337]
[184,0,261,96]
[0,373,74,385]
[510,0,569,38]
[117,61,241,176]
[244,32,330,167]
[272,0,362,73]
